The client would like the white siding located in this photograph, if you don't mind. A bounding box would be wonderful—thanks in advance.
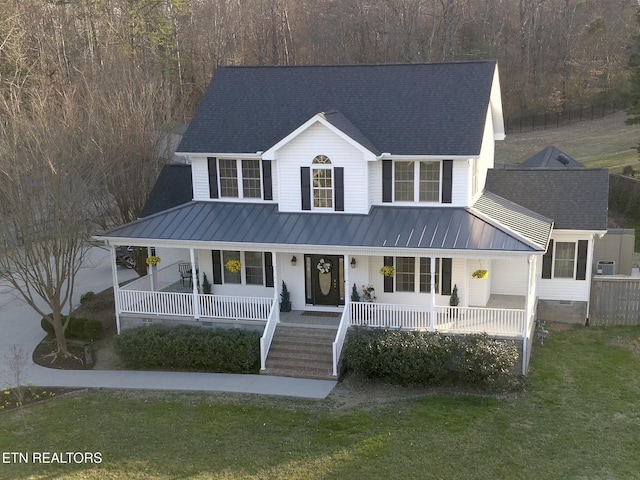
[275,122,369,213]
[191,157,209,200]
[536,232,593,302]
[490,258,528,296]
[467,259,491,306]
[451,159,470,207]
[368,160,382,208]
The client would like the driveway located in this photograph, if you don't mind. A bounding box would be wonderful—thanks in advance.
[0,247,336,399]
[0,246,137,382]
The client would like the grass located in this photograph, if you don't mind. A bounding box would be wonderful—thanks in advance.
[1,324,639,479]
[496,111,640,172]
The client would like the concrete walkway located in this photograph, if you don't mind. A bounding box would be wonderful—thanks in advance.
[0,247,336,400]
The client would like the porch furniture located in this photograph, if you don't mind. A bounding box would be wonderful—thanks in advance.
[178,263,192,287]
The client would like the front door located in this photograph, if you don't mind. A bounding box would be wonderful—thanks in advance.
[305,255,344,306]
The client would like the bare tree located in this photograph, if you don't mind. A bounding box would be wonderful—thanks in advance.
[0,87,96,356]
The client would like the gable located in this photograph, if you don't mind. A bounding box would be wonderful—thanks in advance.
[519,146,584,169]
[177,62,498,157]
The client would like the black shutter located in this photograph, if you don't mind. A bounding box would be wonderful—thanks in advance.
[576,240,588,280]
[301,167,311,210]
[441,160,452,204]
[382,160,392,203]
[384,256,394,292]
[212,250,223,284]
[262,160,273,201]
[441,258,452,295]
[264,252,274,287]
[334,167,344,211]
[542,239,554,279]
[208,157,219,199]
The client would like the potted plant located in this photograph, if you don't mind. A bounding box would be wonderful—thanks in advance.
[472,269,488,279]
[280,281,291,312]
[450,284,460,307]
[379,265,395,277]
[202,273,212,294]
[351,283,361,302]
[449,284,460,320]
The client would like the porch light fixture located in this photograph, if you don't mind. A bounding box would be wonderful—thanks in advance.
[350,258,357,268]
[291,255,297,266]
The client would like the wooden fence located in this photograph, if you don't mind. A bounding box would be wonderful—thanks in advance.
[589,277,640,326]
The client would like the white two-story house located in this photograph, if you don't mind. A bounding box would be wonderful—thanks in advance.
[96,62,608,377]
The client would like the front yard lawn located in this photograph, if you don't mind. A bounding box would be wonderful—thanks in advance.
[2,324,640,479]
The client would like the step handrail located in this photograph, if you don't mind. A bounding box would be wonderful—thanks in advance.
[259,298,279,370]
[332,303,350,376]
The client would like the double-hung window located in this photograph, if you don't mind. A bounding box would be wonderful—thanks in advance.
[554,242,576,278]
[419,258,440,293]
[394,161,440,202]
[395,257,416,292]
[312,155,333,209]
[218,159,262,199]
[221,250,265,285]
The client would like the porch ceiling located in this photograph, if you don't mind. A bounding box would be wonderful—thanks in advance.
[96,201,550,253]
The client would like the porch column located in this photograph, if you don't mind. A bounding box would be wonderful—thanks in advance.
[429,256,436,331]
[110,245,122,335]
[272,251,279,322]
[522,254,535,375]
[344,254,350,304]
[190,248,200,320]
[148,246,157,291]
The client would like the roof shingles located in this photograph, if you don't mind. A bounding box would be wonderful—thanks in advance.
[178,62,497,156]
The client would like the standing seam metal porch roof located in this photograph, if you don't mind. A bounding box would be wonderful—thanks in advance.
[97,200,552,253]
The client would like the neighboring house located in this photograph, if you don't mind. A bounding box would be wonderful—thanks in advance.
[95,62,608,377]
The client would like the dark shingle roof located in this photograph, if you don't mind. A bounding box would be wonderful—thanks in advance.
[178,62,498,156]
[140,164,193,218]
[98,202,547,253]
[519,146,584,169]
[485,169,609,230]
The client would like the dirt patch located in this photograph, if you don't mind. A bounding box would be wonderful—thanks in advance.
[32,339,88,370]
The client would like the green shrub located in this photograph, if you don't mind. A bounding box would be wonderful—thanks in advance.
[83,319,104,341]
[66,317,87,339]
[114,324,260,373]
[344,327,520,391]
[41,316,56,336]
[79,291,95,305]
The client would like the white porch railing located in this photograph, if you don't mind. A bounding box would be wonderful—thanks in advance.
[332,302,351,376]
[199,295,273,321]
[351,302,431,330]
[260,300,279,371]
[119,289,274,322]
[119,290,194,316]
[349,302,525,337]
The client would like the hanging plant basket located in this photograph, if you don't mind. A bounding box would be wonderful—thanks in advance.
[380,265,395,277]
[145,256,161,267]
[316,258,332,274]
[225,259,241,273]
[472,269,488,279]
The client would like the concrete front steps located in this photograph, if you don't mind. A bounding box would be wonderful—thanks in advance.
[262,325,338,380]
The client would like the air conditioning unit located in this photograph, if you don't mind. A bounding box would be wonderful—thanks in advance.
[596,261,616,276]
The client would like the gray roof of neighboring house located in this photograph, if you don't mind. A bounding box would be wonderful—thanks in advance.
[97,201,550,253]
[519,146,585,169]
[485,168,609,230]
[140,164,193,218]
[177,62,498,156]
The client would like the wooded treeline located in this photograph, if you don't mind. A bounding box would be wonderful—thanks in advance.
[1,0,638,118]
